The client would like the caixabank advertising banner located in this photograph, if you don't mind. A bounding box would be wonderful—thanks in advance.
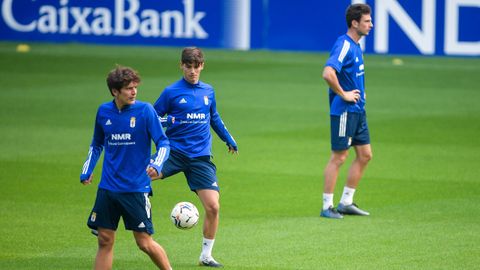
[0,0,251,49]
[0,0,478,56]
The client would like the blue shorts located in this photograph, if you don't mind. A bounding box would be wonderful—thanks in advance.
[161,150,219,192]
[87,188,154,234]
[330,112,370,151]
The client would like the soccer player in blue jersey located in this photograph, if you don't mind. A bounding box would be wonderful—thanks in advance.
[320,4,373,219]
[154,47,237,268]
[80,66,172,270]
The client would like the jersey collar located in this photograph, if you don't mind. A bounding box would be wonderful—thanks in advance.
[182,77,202,88]
[111,100,135,112]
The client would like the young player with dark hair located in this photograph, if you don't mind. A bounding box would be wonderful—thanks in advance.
[81,66,172,269]
[321,4,373,219]
[154,47,237,267]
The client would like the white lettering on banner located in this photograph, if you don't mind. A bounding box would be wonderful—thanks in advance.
[38,6,58,33]
[1,0,208,38]
[161,10,184,37]
[140,9,160,37]
[183,0,207,38]
[2,0,36,31]
[375,0,436,55]
[59,0,69,33]
[114,0,139,36]
[70,7,92,34]
[92,8,113,35]
[444,0,480,56]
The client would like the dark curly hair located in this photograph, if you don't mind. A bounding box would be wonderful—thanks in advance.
[106,66,141,96]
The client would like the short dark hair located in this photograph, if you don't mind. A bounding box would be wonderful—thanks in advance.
[346,4,371,28]
[106,66,140,96]
[181,47,204,67]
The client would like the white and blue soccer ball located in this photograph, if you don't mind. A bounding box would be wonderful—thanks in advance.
[170,202,199,229]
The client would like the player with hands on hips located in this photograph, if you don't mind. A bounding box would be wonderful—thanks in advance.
[320,3,373,219]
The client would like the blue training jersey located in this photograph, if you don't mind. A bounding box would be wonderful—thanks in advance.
[80,100,170,193]
[325,34,366,116]
[154,78,236,158]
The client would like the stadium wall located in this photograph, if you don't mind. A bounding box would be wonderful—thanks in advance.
[0,0,478,56]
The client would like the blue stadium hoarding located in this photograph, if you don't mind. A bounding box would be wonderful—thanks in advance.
[370,0,479,56]
[0,0,226,47]
[263,0,479,56]
[0,0,478,56]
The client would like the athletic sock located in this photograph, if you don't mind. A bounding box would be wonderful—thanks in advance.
[322,193,334,210]
[340,186,356,205]
[200,238,215,260]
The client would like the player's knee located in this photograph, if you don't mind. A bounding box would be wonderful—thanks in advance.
[136,238,153,254]
[205,202,220,217]
[338,155,348,164]
[367,152,373,161]
[360,151,372,163]
[331,152,348,165]
[137,243,150,253]
[97,233,114,249]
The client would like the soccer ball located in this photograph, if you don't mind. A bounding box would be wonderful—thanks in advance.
[170,202,199,229]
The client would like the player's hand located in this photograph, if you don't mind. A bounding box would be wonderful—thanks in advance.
[227,144,238,155]
[160,115,175,127]
[343,89,361,103]
[147,166,162,180]
[81,174,93,185]
[166,115,175,126]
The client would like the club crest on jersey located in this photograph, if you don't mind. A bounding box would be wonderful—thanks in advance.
[204,96,209,105]
[130,117,136,128]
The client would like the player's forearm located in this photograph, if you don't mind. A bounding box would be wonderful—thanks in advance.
[150,146,170,170]
[80,145,102,181]
[211,116,230,142]
[211,120,237,152]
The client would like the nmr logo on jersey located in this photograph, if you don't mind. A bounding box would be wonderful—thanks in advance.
[109,133,136,146]
[111,133,132,140]
[187,113,206,120]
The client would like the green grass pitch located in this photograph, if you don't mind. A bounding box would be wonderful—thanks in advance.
[0,42,479,269]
